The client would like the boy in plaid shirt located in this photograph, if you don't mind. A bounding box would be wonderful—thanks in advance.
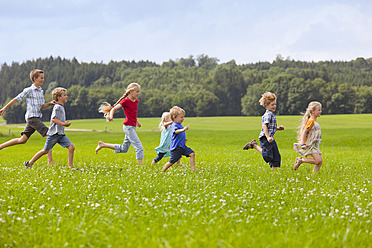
[243,92,284,169]
[0,69,56,163]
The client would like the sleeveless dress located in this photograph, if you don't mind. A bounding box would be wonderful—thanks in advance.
[155,126,171,157]
[294,118,322,156]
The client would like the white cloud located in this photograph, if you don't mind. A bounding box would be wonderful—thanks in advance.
[1,1,372,65]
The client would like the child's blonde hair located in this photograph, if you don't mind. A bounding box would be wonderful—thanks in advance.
[30,69,44,83]
[170,106,185,121]
[98,82,141,117]
[52,87,67,101]
[297,101,322,141]
[259,92,276,106]
[158,112,171,132]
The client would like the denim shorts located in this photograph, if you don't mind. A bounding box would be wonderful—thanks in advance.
[169,146,194,164]
[43,134,73,151]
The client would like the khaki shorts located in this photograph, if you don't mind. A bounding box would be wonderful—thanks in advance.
[21,117,49,138]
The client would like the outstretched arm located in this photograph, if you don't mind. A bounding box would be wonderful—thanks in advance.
[175,125,188,134]
[0,98,18,116]
[41,100,57,110]
[106,103,122,121]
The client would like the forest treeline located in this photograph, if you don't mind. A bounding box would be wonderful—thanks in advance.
[0,55,371,123]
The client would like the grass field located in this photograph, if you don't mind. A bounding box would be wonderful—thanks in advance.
[0,114,371,247]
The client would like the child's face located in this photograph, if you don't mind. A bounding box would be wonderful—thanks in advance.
[58,92,68,104]
[173,114,185,124]
[130,87,140,99]
[265,100,276,112]
[165,116,171,122]
[33,73,44,87]
[312,106,322,118]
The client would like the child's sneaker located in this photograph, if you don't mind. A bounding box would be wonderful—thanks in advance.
[24,161,32,169]
[243,139,257,150]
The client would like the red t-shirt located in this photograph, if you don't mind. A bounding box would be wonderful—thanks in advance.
[120,98,138,126]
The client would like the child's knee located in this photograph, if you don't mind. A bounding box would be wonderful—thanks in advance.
[189,153,195,158]
[67,145,75,151]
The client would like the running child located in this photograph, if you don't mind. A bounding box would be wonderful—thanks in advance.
[151,112,184,166]
[24,87,76,169]
[95,83,144,166]
[0,69,56,163]
[161,106,196,172]
[243,92,284,170]
[293,101,323,173]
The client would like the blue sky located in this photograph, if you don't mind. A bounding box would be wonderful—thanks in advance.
[1,0,372,65]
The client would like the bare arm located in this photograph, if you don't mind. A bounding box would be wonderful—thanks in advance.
[175,125,188,134]
[0,98,18,116]
[300,129,309,148]
[52,118,71,127]
[263,124,273,142]
[41,100,56,110]
[106,104,122,121]
[163,121,173,128]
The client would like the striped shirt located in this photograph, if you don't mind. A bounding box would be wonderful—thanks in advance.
[14,84,45,120]
[259,109,277,138]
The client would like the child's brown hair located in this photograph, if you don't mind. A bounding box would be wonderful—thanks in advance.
[259,92,276,107]
[170,106,185,121]
[30,69,44,83]
[52,87,67,101]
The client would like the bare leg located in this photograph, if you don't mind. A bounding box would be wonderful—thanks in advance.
[67,145,75,168]
[298,153,323,173]
[137,159,143,167]
[162,162,174,172]
[29,150,49,167]
[95,141,115,154]
[47,150,56,164]
[253,144,263,155]
[0,134,28,150]
[189,153,196,171]
[176,158,185,167]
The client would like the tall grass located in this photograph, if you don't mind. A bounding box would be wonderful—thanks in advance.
[0,115,371,247]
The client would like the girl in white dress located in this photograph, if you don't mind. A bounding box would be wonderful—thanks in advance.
[293,101,323,173]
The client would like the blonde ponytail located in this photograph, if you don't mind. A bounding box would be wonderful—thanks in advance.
[297,101,322,141]
[98,82,141,117]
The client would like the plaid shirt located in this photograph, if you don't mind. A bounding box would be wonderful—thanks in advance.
[259,110,277,139]
[15,84,45,120]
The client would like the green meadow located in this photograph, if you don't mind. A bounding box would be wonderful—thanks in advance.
[0,114,371,247]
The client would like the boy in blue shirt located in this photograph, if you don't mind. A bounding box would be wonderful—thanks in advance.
[161,106,196,172]
[243,92,284,170]
[24,87,77,170]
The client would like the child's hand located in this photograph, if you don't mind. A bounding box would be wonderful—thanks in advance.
[106,116,113,122]
[278,125,285,130]
[184,125,189,131]
[268,136,274,142]
[137,121,141,128]
[64,121,71,127]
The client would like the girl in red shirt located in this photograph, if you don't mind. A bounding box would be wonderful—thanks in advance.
[95,83,144,166]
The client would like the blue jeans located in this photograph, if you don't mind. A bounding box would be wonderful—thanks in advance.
[259,136,281,168]
[115,125,144,159]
